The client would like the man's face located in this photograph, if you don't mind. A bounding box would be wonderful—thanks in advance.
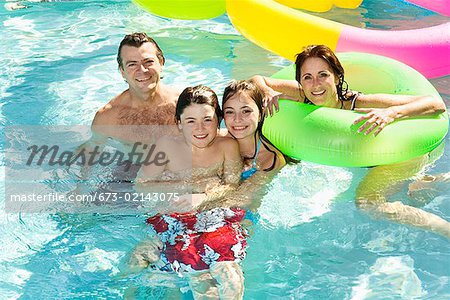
[119,43,163,93]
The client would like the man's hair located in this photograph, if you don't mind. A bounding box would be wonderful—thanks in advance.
[116,32,165,68]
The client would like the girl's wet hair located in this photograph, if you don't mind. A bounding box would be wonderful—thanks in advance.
[222,80,264,126]
[176,85,222,127]
[295,44,349,102]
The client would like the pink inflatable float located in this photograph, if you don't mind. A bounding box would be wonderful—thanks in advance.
[405,0,450,17]
[336,23,450,78]
[227,0,450,78]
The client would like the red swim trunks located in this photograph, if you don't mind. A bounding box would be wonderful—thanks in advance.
[146,207,247,273]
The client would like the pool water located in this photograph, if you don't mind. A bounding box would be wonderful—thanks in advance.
[1,0,449,299]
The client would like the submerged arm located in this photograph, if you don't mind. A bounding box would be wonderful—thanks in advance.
[356,156,450,238]
[163,138,242,213]
[205,168,279,212]
[134,138,169,187]
[204,146,286,211]
[198,139,243,209]
[69,126,109,196]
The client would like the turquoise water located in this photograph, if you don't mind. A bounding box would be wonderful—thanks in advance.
[1,0,449,299]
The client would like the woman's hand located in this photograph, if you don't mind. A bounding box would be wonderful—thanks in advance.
[263,88,283,117]
[353,107,397,136]
[249,76,304,116]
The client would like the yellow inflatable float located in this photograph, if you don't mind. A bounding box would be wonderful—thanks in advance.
[275,0,362,12]
[133,0,362,20]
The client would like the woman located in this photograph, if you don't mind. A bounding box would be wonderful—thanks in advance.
[131,85,247,299]
[250,44,449,237]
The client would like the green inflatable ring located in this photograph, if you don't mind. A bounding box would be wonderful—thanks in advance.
[262,52,448,167]
[133,0,226,20]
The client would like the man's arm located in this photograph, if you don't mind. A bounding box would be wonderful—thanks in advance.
[69,107,113,195]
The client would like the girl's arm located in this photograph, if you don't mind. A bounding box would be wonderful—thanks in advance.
[208,169,279,212]
[204,144,286,211]
[168,138,242,213]
[201,138,242,204]
[134,137,175,213]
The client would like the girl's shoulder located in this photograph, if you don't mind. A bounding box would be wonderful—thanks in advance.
[258,140,286,171]
[215,135,239,149]
[217,127,230,137]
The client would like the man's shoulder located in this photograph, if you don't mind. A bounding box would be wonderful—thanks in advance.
[92,92,127,125]
[96,102,114,115]
[161,84,182,105]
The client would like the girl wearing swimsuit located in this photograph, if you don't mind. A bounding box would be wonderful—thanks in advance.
[203,80,288,213]
[249,44,449,238]
[222,80,286,177]
[132,85,248,299]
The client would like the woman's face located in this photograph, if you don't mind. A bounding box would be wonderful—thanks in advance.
[223,91,260,139]
[300,57,340,108]
[179,103,218,148]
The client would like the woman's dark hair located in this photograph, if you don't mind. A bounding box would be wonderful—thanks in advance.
[222,80,298,168]
[295,44,350,104]
[176,85,222,127]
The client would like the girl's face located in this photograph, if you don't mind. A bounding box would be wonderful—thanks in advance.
[300,57,340,108]
[223,91,260,139]
[179,103,218,148]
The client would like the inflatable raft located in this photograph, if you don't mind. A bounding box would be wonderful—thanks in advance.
[262,52,448,167]
[226,0,450,78]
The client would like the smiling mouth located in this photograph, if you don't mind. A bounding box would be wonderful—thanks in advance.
[311,90,325,96]
[136,77,151,82]
[232,126,248,131]
[194,134,208,139]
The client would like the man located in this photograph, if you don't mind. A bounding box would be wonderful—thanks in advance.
[75,33,180,190]
[92,32,180,141]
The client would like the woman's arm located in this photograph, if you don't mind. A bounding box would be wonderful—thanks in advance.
[250,75,303,116]
[353,93,446,136]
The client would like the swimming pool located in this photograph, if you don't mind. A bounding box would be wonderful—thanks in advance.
[1,0,449,299]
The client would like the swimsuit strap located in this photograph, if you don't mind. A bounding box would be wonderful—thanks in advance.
[241,137,263,181]
[252,138,263,168]
[338,91,361,110]
[350,92,361,111]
